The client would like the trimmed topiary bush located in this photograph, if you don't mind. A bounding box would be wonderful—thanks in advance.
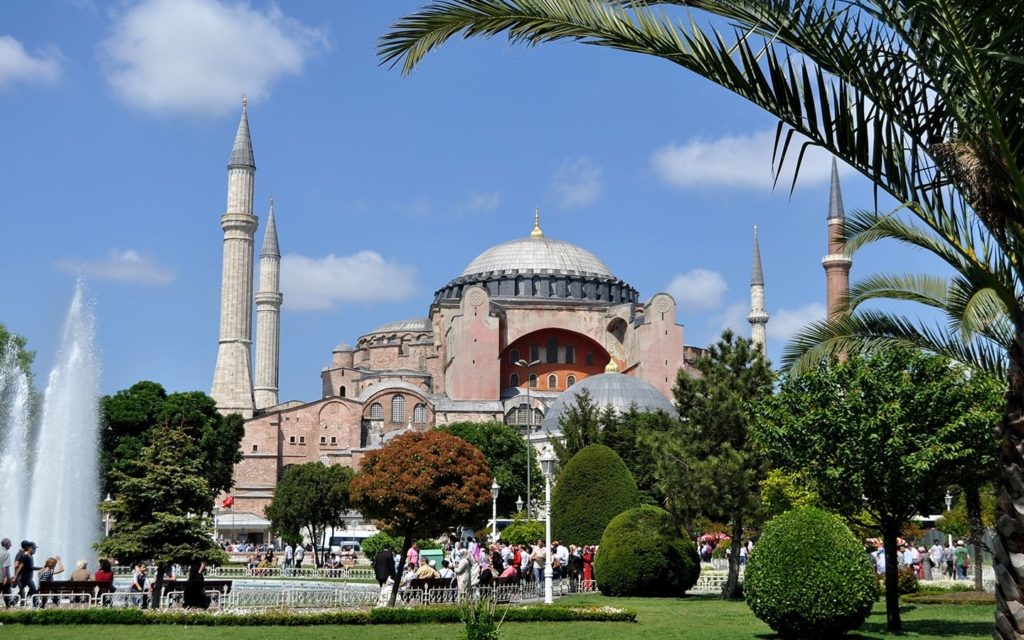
[552,444,641,545]
[594,505,700,597]
[745,506,879,639]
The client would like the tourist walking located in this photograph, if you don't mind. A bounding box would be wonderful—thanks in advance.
[954,540,970,579]
[12,541,38,603]
[530,540,546,596]
[0,539,12,607]
[929,542,944,580]
[373,544,397,587]
[283,543,293,575]
[455,553,471,596]
[294,544,305,570]
[582,545,595,589]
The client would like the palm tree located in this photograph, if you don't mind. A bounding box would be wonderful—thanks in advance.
[379,1,1024,634]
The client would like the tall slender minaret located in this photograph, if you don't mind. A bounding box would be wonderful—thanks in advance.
[211,98,258,418]
[748,225,769,351]
[254,197,282,410]
[822,158,852,321]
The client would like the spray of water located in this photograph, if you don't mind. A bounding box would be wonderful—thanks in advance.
[0,340,33,539]
[22,281,102,567]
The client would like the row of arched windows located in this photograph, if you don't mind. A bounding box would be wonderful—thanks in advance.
[366,396,428,424]
[509,373,576,389]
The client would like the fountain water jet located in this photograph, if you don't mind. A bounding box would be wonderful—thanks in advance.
[22,281,102,567]
[0,340,33,539]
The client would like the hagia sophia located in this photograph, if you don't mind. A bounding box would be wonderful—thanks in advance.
[209,103,850,539]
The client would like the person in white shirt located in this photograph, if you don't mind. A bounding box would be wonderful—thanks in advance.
[555,542,569,579]
[294,544,305,569]
[929,542,944,579]
[283,544,294,576]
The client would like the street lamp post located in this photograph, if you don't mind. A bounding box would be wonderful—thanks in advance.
[944,491,954,547]
[103,493,113,536]
[516,358,540,518]
[491,480,501,540]
[540,447,557,605]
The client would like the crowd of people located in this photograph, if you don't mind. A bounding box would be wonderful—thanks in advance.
[371,537,597,605]
[871,539,974,580]
[0,538,119,606]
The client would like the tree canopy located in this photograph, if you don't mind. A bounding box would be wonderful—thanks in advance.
[436,420,540,515]
[551,444,641,545]
[648,330,772,599]
[100,381,244,498]
[350,430,491,606]
[757,347,1002,628]
[0,323,34,378]
[264,462,353,567]
[96,423,227,608]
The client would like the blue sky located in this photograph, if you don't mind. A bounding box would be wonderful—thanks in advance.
[1,0,941,401]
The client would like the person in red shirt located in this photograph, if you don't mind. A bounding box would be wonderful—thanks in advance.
[94,558,114,583]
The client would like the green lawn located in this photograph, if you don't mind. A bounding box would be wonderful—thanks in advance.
[0,595,992,639]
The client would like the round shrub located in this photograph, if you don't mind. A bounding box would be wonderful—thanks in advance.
[551,445,641,545]
[896,566,919,595]
[745,507,878,639]
[594,506,700,597]
[501,519,545,546]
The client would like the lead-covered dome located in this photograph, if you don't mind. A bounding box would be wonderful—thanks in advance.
[541,371,676,433]
[435,212,639,306]
[461,236,613,278]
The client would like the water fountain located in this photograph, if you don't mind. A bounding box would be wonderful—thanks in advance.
[0,336,33,540]
[0,280,101,568]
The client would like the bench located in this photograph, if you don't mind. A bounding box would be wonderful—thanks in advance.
[37,580,116,607]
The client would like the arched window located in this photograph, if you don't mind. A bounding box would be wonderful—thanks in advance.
[414,404,427,424]
[518,405,530,425]
[565,345,575,364]
[510,373,520,387]
[510,348,520,366]
[530,345,540,362]
[547,337,558,363]
[567,375,576,387]
[339,385,346,398]
[369,403,383,419]
[585,352,594,366]
[547,374,557,389]
[529,374,538,388]
[391,395,405,423]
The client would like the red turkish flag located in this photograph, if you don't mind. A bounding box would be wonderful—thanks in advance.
[222,495,234,508]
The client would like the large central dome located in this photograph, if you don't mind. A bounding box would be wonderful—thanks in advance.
[460,236,613,278]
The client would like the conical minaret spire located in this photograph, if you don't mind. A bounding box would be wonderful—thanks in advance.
[747,225,769,351]
[823,158,852,321]
[212,98,258,417]
[254,198,282,410]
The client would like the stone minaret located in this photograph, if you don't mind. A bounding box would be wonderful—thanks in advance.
[211,98,257,418]
[822,158,852,321]
[254,197,282,410]
[747,225,769,351]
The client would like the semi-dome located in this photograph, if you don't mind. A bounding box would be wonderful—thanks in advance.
[461,236,613,278]
[541,371,675,433]
[367,318,432,335]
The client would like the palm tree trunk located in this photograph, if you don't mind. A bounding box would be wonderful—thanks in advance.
[721,512,742,599]
[964,485,984,591]
[994,336,1024,639]
[882,525,902,632]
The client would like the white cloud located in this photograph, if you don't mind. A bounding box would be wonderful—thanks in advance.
[56,249,175,285]
[716,301,750,337]
[99,0,327,117]
[666,268,728,312]
[651,129,846,191]
[767,303,827,344]
[281,251,418,311]
[454,192,500,216]
[552,157,602,209]
[0,36,61,88]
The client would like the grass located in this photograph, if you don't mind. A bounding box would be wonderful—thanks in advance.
[0,594,992,639]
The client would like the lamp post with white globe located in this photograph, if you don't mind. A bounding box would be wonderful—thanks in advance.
[540,447,558,604]
[491,480,501,540]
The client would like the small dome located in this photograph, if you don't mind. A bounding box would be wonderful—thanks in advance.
[461,236,612,278]
[333,342,354,352]
[367,318,432,334]
[541,372,675,432]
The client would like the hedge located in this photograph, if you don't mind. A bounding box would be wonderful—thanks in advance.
[594,505,700,597]
[744,506,878,639]
[0,605,636,626]
[552,445,641,545]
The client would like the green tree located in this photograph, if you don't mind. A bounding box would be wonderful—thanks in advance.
[757,348,998,629]
[350,431,492,606]
[436,421,540,516]
[499,515,545,546]
[759,470,818,521]
[550,388,602,466]
[646,330,772,599]
[382,2,1024,633]
[603,406,677,502]
[0,323,34,378]
[264,462,353,568]
[100,382,244,498]
[96,423,227,609]
[551,444,641,545]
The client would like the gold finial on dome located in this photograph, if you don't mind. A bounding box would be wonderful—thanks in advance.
[530,207,544,238]
[605,359,620,373]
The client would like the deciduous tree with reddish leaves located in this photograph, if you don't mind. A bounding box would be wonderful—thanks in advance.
[350,430,492,606]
